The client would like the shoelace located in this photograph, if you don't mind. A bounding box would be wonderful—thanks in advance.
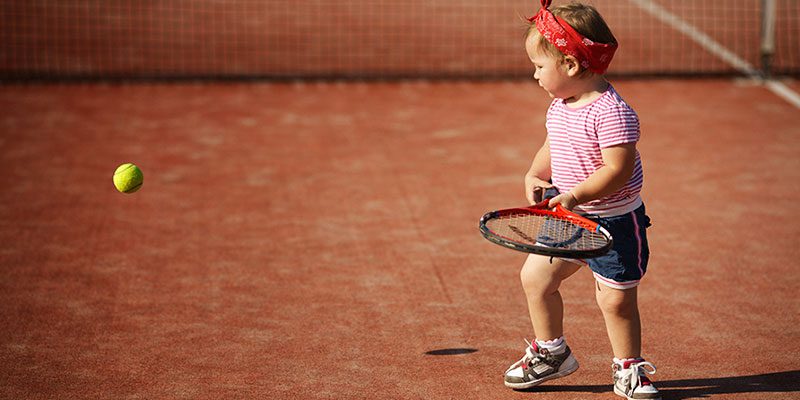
[505,339,546,374]
[624,361,657,390]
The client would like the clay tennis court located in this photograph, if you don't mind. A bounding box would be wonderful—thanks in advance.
[1,1,799,399]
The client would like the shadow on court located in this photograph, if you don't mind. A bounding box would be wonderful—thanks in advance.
[424,348,479,356]
[516,370,800,399]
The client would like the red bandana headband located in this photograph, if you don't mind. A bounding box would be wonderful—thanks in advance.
[528,0,617,74]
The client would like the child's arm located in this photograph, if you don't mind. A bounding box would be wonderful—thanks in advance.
[548,143,637,209]
[524,136,553,204]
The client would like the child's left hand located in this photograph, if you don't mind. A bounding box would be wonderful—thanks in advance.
[547,192,579,210]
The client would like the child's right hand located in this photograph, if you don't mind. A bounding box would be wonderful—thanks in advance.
[525,175,553,205]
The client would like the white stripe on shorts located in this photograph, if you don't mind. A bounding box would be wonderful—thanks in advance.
[593,272,640,290]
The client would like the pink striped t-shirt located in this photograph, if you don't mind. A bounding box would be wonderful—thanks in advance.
[546,85,643,217]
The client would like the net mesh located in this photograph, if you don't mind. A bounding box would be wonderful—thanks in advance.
[1,0,797,80]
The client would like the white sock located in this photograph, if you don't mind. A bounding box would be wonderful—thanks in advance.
[535,336,566,354]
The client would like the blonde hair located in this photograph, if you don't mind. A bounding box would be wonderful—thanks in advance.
[526,2,617,75]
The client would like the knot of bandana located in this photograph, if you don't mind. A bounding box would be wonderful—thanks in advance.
[528,0,617,74]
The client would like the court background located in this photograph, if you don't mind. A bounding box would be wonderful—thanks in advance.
[1,1,799,399]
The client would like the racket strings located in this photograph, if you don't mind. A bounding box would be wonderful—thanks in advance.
[487,213,607,251]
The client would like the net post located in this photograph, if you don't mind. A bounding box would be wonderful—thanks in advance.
[761,0,777,77]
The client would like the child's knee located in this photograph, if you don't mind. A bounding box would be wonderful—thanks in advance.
[520,257,562,296]
[595,285,638,316]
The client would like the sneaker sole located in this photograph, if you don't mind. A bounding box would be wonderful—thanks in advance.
[613,386,661,400]
[504,357,579,390]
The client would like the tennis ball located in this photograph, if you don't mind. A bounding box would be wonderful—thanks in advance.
[113,163,143,194]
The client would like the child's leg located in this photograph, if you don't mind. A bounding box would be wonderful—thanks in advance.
[587,205,659,398]
[595,282,640,359]
[598,283,661,399]
[504,255,582,389]
[520,254,581,341]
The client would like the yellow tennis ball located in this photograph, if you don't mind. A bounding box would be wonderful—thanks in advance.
[113,163,143,194]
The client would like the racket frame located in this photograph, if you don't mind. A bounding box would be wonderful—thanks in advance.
[479,199,613,258]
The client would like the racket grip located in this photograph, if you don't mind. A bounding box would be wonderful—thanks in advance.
[532,186,544,203]
[532,197,551,209]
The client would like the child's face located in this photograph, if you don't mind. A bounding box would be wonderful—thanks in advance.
[525,35,570,99]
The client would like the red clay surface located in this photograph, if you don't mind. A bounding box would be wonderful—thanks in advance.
[1,80,799,399]
[782,77,800,94]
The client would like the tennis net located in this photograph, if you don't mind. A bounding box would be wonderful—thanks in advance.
[1,0,797,80]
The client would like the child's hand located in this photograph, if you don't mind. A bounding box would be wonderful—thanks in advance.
[525,175,553,205]
[547,192,579,210]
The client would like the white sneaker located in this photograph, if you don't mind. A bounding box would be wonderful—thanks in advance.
[612,358,661,400]
[503,340,579,389]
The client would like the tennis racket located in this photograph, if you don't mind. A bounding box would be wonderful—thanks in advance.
[479,197,613,258]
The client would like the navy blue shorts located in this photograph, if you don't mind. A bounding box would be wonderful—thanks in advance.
[542,188,652,289]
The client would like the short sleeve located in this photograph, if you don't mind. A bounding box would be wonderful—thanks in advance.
[595,104,640,148]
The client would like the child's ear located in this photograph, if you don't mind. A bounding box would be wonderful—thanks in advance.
[563,56,581,77]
